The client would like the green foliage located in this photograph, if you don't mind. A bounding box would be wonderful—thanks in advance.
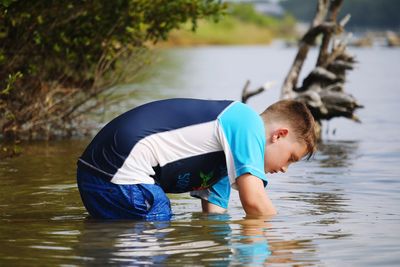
[0,0,225,139]
[165,2,297,46]
[1,0,224,88]
[1,71,22,95]
[228,3,295,35]
[0,142,22,159]
[0,0,17,8]
[230,3,279,27]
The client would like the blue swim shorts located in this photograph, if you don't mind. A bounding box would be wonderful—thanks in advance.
[77,167,172,220]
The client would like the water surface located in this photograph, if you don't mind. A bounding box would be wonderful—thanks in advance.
[1,45,399,266]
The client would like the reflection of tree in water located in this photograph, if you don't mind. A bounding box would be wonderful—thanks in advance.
[285,140,359,229]
[292,191,351,216]
[314,140,358,216]
[318,140,360,168]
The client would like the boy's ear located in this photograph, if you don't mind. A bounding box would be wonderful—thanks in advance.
[271,128,289,143]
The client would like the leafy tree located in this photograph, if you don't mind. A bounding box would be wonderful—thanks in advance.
[0,0,225,139]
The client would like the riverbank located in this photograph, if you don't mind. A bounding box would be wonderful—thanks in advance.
[158,19,275,46]
[349,30,400,47]
[157,7,297,47]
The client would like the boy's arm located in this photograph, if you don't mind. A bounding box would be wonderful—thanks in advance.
[236,173,277,216]
[201,199,226,214]
[191,175,230,214]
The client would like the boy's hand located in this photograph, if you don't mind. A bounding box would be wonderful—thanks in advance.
[236,174,277,216]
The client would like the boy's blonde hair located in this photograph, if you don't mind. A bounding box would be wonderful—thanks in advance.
[261,100,317,159]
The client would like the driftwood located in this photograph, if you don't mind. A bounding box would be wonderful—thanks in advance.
[282,0,363,123]
[242,0,363,137]
[386,31,400,47]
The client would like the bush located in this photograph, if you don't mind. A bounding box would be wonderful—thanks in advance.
[0,0,225,140]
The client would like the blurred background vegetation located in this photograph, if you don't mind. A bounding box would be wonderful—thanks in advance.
[281,0,400,30]
[159,3,296,46]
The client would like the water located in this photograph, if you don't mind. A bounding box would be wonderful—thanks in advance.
[1,45,400,266]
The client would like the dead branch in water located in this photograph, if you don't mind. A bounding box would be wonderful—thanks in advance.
[241,0,363,138]
[241,80,265,103]
[281,0,363,138]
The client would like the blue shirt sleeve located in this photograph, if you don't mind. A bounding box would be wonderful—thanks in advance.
[190,175,231,209]
[218,102,268,187]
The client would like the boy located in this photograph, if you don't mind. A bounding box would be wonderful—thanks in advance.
[77,98,316,220]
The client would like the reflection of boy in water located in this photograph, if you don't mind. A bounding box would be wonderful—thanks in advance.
[75,215,315,265]
[77,98,316,219]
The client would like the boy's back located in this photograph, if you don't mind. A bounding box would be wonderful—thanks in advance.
[78,98,266,194]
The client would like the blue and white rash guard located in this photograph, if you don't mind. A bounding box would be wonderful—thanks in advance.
[78,98,267,198]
